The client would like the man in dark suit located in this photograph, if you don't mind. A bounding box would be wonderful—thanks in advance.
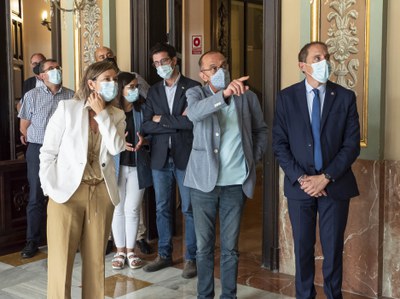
[17,53,46,113]
[272,41,360,299]
[142,42,200,278]
[22,53,46,97]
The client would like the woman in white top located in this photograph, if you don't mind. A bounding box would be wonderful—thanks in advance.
[39,60,126,299]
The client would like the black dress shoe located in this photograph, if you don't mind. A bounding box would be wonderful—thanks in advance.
[136,239,152,254]
[21,241,38,259]
[105,239,114,255]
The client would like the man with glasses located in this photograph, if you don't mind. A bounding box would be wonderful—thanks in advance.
[142,42,200,278]
[18,59,74,258]
[184,50,267,298]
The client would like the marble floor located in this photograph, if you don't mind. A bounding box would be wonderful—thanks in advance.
[0,244,295,299]
[0,174,372,298]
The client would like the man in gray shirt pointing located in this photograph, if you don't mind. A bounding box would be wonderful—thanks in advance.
[184,50,268,298]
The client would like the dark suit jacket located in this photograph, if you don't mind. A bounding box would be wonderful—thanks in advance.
[142,75,201,170]
[272,80,360,200]
[22,76,37,99]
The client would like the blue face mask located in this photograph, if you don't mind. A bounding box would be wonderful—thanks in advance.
[210,68,230,90]
[156,64,174,80]
[99,81,117,102]
[310,59,331,83]
[124,88,139,103]
[47,69,62,85]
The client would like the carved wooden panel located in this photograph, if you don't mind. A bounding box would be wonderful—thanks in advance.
[81,0,102,71]
[211,0,230,58]
[0,160,29,254]
[312,0,369,147]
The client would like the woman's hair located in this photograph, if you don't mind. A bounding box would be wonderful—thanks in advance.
[116,71,144,112]
[74,60,119,100]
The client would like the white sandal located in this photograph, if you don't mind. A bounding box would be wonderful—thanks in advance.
[112,252,126,270]
[127,252,143,269]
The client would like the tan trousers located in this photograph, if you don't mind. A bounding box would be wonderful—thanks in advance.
[47,182,114,299]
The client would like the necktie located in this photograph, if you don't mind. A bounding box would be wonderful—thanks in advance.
[312,89,322,171]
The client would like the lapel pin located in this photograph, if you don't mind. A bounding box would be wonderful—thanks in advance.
[182,86,185,90]
[331,92,335,95]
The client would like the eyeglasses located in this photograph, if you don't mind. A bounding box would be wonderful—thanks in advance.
[42,66,62,73]
[152,57,171,68]
[201,63,229,75]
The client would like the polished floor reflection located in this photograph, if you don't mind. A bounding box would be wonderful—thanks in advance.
[0,244,292,299]
[0,223,372,298]
[0,172,371,298]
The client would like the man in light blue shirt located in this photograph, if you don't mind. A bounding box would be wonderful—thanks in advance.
[18,59,74,259]
[184,50,268,299]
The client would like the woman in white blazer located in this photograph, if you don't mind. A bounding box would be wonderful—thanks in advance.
[39,60,126,299]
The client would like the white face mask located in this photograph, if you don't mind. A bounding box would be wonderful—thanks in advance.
[47,69,62,85]
[309,60,331,83]
[156,64,174,80]
[124,88,139,103]
[99,81,117,102]
[210,68,230,90]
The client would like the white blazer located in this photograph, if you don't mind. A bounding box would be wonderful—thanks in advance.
[39,99,126,205]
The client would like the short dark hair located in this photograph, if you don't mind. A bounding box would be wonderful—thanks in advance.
[198,50,225,68]
[116,72,144,112]
[298,41,328,62]
[149,42,176,59]
[39,59,58,73]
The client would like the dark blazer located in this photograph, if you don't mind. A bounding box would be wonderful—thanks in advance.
[272,80,360,200]
[142,75,201,170]
[133,108,153,189]
[22,76,37,99]
[114,108,153,190]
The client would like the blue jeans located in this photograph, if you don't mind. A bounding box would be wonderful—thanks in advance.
[26,143,47,244]
[152,161,196,260]
[191,185,246,299]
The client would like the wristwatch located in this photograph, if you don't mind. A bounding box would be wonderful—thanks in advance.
[323,173,334,182]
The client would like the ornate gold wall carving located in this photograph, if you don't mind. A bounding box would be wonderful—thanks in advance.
[211,0,230,58]
[81,0,102,70]
[311,0,369,147]
[70,0,102,85]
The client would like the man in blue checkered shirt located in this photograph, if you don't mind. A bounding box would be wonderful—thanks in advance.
[18,59,75,258]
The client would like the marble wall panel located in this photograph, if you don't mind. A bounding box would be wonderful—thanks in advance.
[279,160,384,297]
[383,161,400,299]
[278,169,295,275]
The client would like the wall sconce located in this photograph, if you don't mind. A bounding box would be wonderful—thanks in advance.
[44,0,89,28]
[41,11,51,31]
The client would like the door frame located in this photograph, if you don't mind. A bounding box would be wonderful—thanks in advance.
[262,0,281,271]
[211,0,281,271]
